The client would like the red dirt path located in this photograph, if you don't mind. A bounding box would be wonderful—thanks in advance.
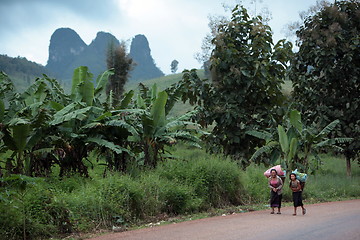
[85,199,360,240]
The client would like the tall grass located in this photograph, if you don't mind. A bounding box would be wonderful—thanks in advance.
[0,146,359,239]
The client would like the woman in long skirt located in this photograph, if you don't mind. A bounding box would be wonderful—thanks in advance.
[268,169,283,214]
[289,173,306,216]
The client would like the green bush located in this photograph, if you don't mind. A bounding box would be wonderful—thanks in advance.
[0,200,23,239]
[60,174,145,231]
[159,180,201,214]
[156,155,244,208]
[139,173,202,215]
[1,150,359,239]
[0,176,71,240]
[241,164,269,204]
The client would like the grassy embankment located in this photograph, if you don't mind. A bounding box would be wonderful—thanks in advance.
[1,145,359,240]
[1,72,359,239]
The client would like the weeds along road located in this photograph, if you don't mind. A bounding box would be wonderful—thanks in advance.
[87,199,360,240]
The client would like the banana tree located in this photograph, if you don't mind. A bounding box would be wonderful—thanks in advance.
[72,90,135,174]
[247,110,351,173]
[0,73,58,176]
[48,66,129,176]
[105,84,205,169]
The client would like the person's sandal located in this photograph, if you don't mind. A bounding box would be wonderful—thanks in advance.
[277,212,281,214]
[292,214,296,216]
[302,209,306,215]
[270,211,274,214]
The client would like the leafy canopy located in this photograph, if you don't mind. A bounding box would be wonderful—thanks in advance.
[179,5,292,167]
[290,0,360,163]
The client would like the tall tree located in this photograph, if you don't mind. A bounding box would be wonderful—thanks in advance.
[290,0,360,176]
[195,0,272,70]
[170,60,179,74]
[177,6,292,168]
[283,0,330,40]
[106,41,133,106]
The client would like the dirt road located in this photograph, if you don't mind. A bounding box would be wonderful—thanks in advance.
[87,199,360,240]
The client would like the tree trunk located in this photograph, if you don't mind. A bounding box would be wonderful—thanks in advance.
[346,157,351,177]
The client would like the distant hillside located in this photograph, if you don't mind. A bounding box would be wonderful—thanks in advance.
[125,69,205,91]
[45,28,164,82]
[0,54,49,76]
[0,54,53,92]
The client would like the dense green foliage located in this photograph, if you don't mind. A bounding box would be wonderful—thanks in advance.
[248,110,352,173]
[0,55,53,92]
[0,66,204,177]
[1,2,360,239]
[1,146,359,239]
[0,55,49,77]
[174,6,292,168]
[290,0,360,174]
[0,150,246,239]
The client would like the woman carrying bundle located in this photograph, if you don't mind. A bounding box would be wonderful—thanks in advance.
[289,173,306,216]
[268,169,283,214]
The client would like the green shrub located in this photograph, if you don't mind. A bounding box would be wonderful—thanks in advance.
[241,164,269,204]
[60,174,145,231]
[159,180,201,214]
[139,173,202,215]
[0,176,71,240]
[1,149,359,239]
[156,155,244,208]
[47,175,88,193]
[0,200,23,239]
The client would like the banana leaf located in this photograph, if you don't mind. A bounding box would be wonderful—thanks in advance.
[94,69,114,97]
[289,109,302,132]
[151,91,167,128]
[119,90,134,109]
[278,125,289,154]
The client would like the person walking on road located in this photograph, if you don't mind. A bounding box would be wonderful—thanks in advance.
[268,169,283,214]
[289,173,306,216]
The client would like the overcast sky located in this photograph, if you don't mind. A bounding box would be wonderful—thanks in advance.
[0,0,316,75]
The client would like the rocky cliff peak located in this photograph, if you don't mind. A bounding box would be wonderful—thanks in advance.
[45,29,163,81]
[46,28,87,78]
[129,34,164,81]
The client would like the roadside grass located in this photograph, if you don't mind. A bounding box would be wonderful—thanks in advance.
[1,145,359,240]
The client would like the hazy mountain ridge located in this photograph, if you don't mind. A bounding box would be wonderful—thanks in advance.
[46,28,164,81]
[0,54,48,76]
[0,28,164,88]
[0,54,51,92]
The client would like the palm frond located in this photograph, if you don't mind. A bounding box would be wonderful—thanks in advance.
[50,105,92,125]
[7,117,30,126]
[249,141,278,162]
[32,147,54,156]
[334,137,353,144]
[94,69,114,97]
[163,119,200,131]
[119,90,134,109]
[87,137,134,156]
[111,109,148,115]
[167,131,201,143]
[174,110,198,121]
[105,120,140,140]
[81,122,104,129]
[246,130,272,141]
[317,119,340,137]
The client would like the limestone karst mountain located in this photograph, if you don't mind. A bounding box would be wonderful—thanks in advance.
[45,28,164,81]
[129,34,164,81]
